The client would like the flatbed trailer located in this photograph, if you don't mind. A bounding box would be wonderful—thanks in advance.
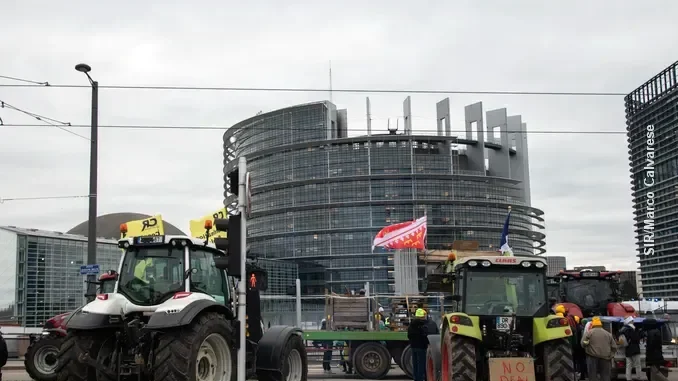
[302,330,412,379]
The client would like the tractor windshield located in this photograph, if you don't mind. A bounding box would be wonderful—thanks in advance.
[464,269,546,317]
[118,246,185,306]
[563,278,613,312]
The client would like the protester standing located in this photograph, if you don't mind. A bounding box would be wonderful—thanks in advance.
[0,329,7,381]
[407,308,430,381]
[645,319,669,381]
[320,319,333,374]
[619,316,643,381]
[574,316,588,380]
[581,316,617,381]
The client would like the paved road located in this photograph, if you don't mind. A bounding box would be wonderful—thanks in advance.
[6,363,677,381]
[0,363,408,381]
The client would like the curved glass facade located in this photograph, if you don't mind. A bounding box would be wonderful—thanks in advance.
[224,101,545,295]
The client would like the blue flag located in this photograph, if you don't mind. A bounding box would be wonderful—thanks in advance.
[499,210,513,256]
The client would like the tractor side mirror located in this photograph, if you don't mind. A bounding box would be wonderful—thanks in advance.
[451,294,462,302]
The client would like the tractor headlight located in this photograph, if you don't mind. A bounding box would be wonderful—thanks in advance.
[481,261,491,267]
[468,261,478,267]
[522,261,531,267]
[535,262,544,268]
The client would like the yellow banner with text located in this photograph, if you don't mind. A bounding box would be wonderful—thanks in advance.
[189,207,228,243]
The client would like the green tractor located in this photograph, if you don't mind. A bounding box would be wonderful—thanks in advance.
[425,255,575,381]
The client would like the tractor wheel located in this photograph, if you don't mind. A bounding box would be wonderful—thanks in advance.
[25,334,62,381]
[153,312,236,381]
[441,331,476,381]
[352,342,391,380]
[56,330,109,381]
[400,344,413,379]
[543,339,575,381]
[256,333,308,381]
[426,335,442,381]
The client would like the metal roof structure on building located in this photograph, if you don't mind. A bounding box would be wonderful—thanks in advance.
[67,213,185,239]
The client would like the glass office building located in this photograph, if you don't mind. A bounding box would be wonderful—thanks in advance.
[545,256,567,277]
[0,226,120,327]
[223,100,546,295]
[626,60,678,299]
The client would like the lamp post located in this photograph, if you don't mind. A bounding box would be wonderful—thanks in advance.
[75,63,99,302]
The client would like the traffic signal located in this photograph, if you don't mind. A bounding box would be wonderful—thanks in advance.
[213,213,242,278]
[227,168,239,196]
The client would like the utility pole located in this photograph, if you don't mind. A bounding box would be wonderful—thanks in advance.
[75,63,99,302]
[237,156,248,381]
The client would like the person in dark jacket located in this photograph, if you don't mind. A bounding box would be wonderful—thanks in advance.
[619,316,643,381]
[0,330,7,381]
[644,319,668,381]
[408,308,430,381]
[319,319,333,373]
[425,314,439,335]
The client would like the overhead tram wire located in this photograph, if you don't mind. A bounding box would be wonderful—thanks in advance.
[0,195,90,204]
[1,123,629,135]
[0,79,627,97]
[0,100,90,141]
[0,75,50,86]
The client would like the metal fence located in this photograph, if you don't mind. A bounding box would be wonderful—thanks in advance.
[262,293,448,330]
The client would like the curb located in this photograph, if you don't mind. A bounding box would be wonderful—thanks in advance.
[3,366,25,371]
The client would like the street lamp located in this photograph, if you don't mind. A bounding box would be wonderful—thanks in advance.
[75,63,99,302]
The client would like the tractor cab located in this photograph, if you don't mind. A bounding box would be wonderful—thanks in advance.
[448,256,556,350]
[84,234,233,318]
[558,269,636,318]
[547,277,560,301]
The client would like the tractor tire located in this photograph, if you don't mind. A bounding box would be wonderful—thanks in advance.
[256,333,308,381]
[353,342,391,380]
[153,311,236,381]
[55,330,109,381]
[441,332,476,381]
[400,344,413,379]
[25,334,62,381]
[426,335,442,381]
[543,338,575,381]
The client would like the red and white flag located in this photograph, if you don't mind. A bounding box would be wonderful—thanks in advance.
[372,216,427,251]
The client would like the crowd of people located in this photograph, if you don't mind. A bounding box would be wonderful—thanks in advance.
[555,304,668,381]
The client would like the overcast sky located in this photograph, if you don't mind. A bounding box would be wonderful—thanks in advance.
[1,1,676,270]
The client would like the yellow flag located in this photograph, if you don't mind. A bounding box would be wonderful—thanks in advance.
[122,215,165,238]
[189,207,228,243]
